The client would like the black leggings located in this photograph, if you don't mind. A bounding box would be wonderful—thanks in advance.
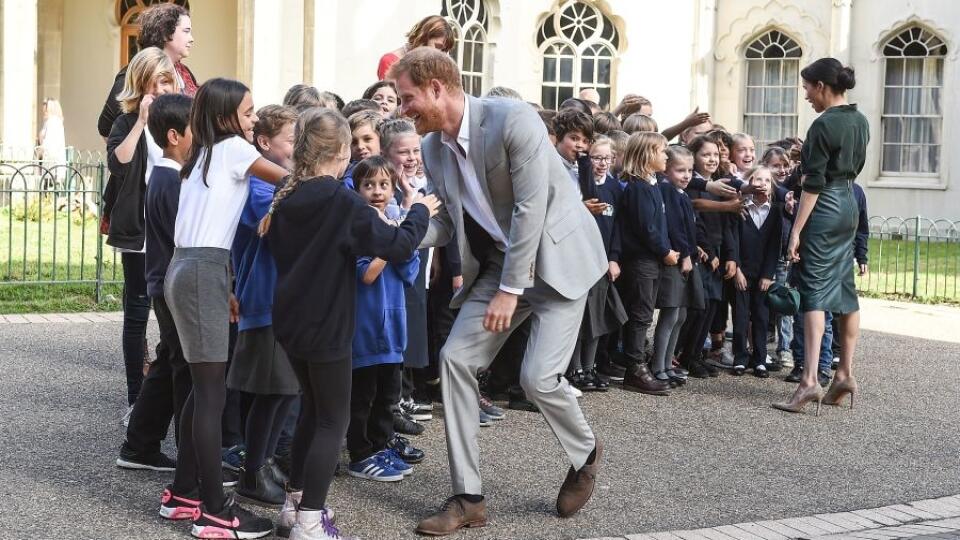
[243,394,296,482]
[288,359,351,510]
[121,253,150,405]
[171,362,227,512]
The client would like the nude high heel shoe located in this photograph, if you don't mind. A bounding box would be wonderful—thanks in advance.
[823,376,858,408]
[772,384,825,416]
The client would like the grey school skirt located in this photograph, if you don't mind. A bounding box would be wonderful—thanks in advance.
[164,247,231,364]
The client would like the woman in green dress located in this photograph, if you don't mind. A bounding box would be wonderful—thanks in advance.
[773,58,869,415]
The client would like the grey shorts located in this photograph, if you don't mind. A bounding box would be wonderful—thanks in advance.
[164,247,231,364]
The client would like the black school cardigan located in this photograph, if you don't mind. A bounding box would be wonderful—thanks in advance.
[268,177,429,363]
[104,113,148,250]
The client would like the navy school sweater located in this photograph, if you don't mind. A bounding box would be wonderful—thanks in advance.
[144,162,180,298]
[659,181,697,261]
[611,176,671,263]
[268,177,429,363]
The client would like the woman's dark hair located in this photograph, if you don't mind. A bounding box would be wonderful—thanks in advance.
[342,99,381,118]
[554,109,595,142]
[362,80,399,102]
[704,128,734,151]
[352,155,400,192]
[559,98,592,115]
[801,57,856,94]
[406,15,455,52]
[182,78,251,184]
[137,3,189,50]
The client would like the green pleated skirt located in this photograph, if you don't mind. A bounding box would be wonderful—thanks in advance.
[797,179,859,314]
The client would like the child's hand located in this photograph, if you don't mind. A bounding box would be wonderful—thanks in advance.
[663,250,680,266]
[414,193,442,218]
[697,246,708,262]
[138,94,155,125]
[608,261,621,282]
[785,191,796,215]
[584,198,606,215]
[705,180,738,199]
[724,260,737,279]
[683,107,711,128]
[228,294,240,323]
[759,278,773,291]
[735,270,747,291]
[452,275,464,290]
[681,256,692,275]
[710,256,720,271]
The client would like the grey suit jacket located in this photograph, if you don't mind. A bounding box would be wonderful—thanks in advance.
[420,95,607,308]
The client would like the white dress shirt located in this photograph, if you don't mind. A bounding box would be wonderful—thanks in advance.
[747,198,772,229]
[440,95,523,295]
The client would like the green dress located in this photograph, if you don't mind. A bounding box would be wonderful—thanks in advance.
[797,104,869,314]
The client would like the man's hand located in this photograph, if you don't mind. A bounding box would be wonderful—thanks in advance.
[452,275,464,290]
[759,277,774,292]
[484,290,518,333]
[229,293,240,323]
[724,260,738,280]
[735,270,747,291]
[705,180,738,199]
[584,198,606,215]
[608,261,621,282]
[663,250,680,266]
[414,193,442,218]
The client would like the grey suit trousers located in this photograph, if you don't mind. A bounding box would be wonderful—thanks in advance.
[440,252,596,495]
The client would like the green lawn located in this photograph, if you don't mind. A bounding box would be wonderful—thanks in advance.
[856,237,960,303]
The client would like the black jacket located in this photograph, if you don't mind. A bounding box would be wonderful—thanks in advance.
[268,177,429,362]
[612,177,671,263]
[105,113,148,250]
[732,202,782,280]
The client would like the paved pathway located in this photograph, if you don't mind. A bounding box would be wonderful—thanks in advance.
[1,298,958,539]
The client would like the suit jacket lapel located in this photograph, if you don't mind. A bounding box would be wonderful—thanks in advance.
[467,96,492,205]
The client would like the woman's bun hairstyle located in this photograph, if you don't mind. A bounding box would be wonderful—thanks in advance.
[801,57,855,93]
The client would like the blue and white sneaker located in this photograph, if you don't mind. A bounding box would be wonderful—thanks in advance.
[347,453,403,482]
[379,449,413,477]
[221,444,246,472]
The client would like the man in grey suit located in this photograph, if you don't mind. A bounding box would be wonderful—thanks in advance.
[391,48,608,536]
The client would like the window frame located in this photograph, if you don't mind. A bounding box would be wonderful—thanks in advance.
[877,26,947,184]
[740,29,802,149]
[536,1,619,110]
[442,0,490,97]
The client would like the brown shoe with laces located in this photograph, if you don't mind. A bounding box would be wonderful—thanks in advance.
[557,439,603,518]
[415,496,487,536]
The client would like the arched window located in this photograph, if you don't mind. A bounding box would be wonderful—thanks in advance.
[880,26,947,175]
[742,30,802,148]
[442,0,490,97]
[116,0,190,67]
[536,1,619,110]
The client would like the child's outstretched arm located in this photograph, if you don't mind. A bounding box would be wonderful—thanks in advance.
[247,157,289,185]
[361,258,388,285]
[350,195,441,263]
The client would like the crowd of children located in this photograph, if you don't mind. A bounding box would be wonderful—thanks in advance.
[102,23,870,540]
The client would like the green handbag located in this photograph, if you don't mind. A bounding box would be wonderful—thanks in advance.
[766,280,801,315]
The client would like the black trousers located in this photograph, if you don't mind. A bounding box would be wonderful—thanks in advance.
[678,298,720,367]
[347,363,402,463]
[732,278,770,367]
[124,294,192,455]
[619,258,661,365]
[120,253,150,405]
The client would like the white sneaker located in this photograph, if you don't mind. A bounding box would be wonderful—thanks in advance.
[277,490,302,538]
[290,508,353,540]
[777,350,794,368]
[122,405,133,427]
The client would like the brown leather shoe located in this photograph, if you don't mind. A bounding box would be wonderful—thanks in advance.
[557,439,603,518]
[415,496,488,536]
[622,363,671,396]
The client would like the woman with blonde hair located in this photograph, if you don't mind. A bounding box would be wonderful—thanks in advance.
[38,99,66,172]
[377,15,455,80]
[104,46,179,428]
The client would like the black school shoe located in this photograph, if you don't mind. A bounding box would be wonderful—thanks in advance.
[393,410,425,436]
[507,386,539,412]
[597,362,626,382]
[236,465,285,507]
[116,444,176,472]
[585,368,610,391]
[753,365,770,378]
[785,366,803,383]
[685,360,711,379]
[190,494,273,539]
[388,434,425,464]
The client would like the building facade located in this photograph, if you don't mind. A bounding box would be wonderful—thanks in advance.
[1,0,956,219]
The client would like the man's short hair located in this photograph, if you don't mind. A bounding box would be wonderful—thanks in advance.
[147,93,192,149]
[342,99,381,118]
[388,47,462,91]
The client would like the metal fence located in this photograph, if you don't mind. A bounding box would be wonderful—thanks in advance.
[1,152,959,304]
[857,216,960,301]
[0,151,121,302]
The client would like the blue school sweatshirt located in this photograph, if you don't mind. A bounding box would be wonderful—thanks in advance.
[231,176,277,332]
[352,252,420,369]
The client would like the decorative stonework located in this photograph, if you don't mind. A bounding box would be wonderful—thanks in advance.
[869,15,957,62]
[714,0,827,62]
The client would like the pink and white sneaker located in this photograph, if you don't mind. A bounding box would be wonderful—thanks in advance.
[159,487,201,520]
[190,495,273,539]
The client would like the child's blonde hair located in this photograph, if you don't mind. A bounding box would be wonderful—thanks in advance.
[253,105,297,152]
[606,130,629,158]
[622,113,658,134]
[621,131,667,180]
[378,118,417,153]
[117,47,178,113]
[731,132,755,149]
[743,165,773,184]
[665,145,693,168]
[349,110,383,135]
[590,135,612,153]
[258,108,351,236]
